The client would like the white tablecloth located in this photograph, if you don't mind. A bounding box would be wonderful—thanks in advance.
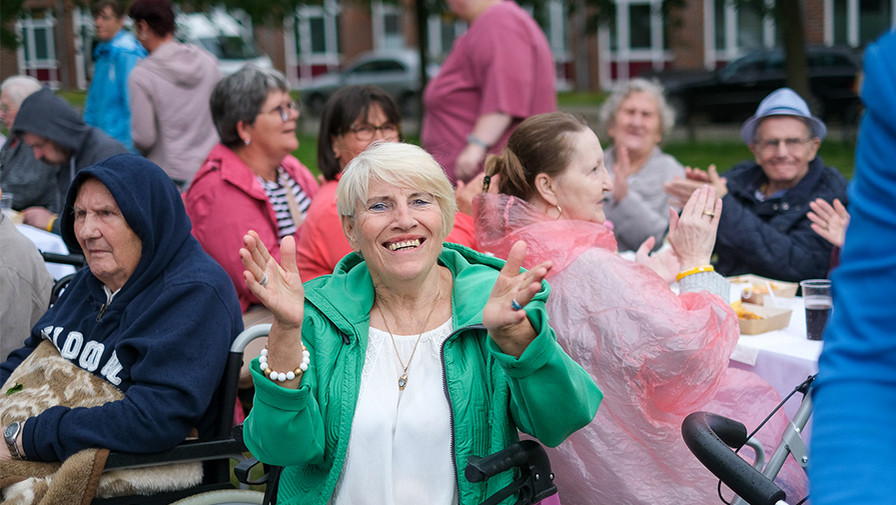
[728,289,821,433]
[16,224,77,280]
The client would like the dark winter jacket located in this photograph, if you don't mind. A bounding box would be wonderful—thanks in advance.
[714,157,849,281]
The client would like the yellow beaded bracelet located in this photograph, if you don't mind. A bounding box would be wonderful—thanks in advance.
[45,216,57,232]
[675,264,715,283]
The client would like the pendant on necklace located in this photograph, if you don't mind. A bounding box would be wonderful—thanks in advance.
[398,373,408,391]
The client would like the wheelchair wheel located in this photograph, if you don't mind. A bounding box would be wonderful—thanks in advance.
[171,489,265,505]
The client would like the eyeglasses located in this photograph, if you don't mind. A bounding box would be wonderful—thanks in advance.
[755,137,812,152]
[267,101,300,122]
[350,123,399,141]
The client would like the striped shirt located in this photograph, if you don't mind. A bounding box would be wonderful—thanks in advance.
[258,166,312,238]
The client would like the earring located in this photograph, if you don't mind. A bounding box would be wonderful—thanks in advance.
[244,137,251,146]
[548,205,562,220]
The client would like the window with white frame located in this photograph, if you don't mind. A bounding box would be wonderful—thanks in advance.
[426,12,466,60]
[289,0,341,85]
[707,0,773,68]
[372,1,404,50]
[16,9,60,89]
[74,7,94,91]
[545,0,572,91]
[598,0,669,87]
[828,0,895,47]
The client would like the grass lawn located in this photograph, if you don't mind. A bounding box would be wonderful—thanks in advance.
[40,89,855,180]
[293,134,856,181]
[664,138,856,179]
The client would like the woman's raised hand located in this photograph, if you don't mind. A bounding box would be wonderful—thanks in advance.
[482,240,552,358]
[240,231,305,329]
[667,185,722,270]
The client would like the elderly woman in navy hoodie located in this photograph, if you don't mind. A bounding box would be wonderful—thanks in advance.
[0,154,242,462]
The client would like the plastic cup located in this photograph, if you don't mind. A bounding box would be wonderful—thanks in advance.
[0,192,13,215]
[800,279,832,341]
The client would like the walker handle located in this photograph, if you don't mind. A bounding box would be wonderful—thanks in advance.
[682,412,786,505]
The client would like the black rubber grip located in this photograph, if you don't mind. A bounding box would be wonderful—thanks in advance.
[465,440,540,483]
[681,412,786,505]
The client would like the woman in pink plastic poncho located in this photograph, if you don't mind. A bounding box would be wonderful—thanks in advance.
[474,111,808,504]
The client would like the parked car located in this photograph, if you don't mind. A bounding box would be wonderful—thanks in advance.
[641,45,862,125]
[176,10,272,76]
[298,49,438,117]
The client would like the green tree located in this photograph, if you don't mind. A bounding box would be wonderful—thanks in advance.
[1,0,27,50]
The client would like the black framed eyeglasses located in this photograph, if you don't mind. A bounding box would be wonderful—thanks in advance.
[350,123,399,141]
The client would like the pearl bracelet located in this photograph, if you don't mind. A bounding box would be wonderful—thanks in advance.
[259,345,310,382]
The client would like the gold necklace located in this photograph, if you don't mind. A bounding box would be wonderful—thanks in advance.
[378,287,440,391]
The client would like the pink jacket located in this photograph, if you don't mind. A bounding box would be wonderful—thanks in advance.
[184,143,318,312]
[474,193,808,504]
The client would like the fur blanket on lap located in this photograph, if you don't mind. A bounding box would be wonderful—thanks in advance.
[0,340,203,505]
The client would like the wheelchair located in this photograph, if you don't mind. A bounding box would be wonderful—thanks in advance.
[86,325,273,505]
[228,329,559,505]
[84,322,557,505]
[235,431,558,505]
[681,374,815,505]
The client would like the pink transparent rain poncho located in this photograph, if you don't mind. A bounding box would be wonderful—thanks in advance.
[475,193,808,505]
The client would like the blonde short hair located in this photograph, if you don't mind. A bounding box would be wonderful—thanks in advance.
[337,142,457,240]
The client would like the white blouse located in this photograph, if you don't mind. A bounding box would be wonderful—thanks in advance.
[331,317,458,505]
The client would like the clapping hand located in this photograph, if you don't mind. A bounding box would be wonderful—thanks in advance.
[482,240,552,358]
[808,198,850,247]
[667,185,722,270]
[664,164,727,208]
[635,236,681,284]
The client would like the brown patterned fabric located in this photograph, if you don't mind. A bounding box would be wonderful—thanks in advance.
[0,340,202,504]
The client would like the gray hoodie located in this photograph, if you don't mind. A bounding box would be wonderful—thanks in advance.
[12,87,128,224]
[128,41,221,185]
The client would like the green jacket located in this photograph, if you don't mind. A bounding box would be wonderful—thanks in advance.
[245,243,602,505]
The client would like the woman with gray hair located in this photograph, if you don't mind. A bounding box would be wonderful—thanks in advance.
[185,65,318,313]
[238,141,600,505]
[599,78,685,253]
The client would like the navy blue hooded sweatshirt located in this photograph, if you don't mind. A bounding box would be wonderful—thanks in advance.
[0,154,243,462]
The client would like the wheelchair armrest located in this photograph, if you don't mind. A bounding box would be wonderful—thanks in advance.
[41,251,86,268]
[103,436,248,470]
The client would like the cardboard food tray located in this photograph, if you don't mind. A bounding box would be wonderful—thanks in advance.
[736,303,793,335]
[729,274,799,305]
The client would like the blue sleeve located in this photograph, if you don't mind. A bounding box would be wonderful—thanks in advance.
[809,30,896,505]
[22,281,238,461]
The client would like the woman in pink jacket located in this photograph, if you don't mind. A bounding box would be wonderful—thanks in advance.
[185,66,318,312]
[475,112,807,504]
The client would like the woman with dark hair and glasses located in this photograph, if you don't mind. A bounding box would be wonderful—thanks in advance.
[185,65,318,313]
[296,84,477,281]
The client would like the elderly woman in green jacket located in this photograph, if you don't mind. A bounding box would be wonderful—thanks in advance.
[238,141,601,505]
